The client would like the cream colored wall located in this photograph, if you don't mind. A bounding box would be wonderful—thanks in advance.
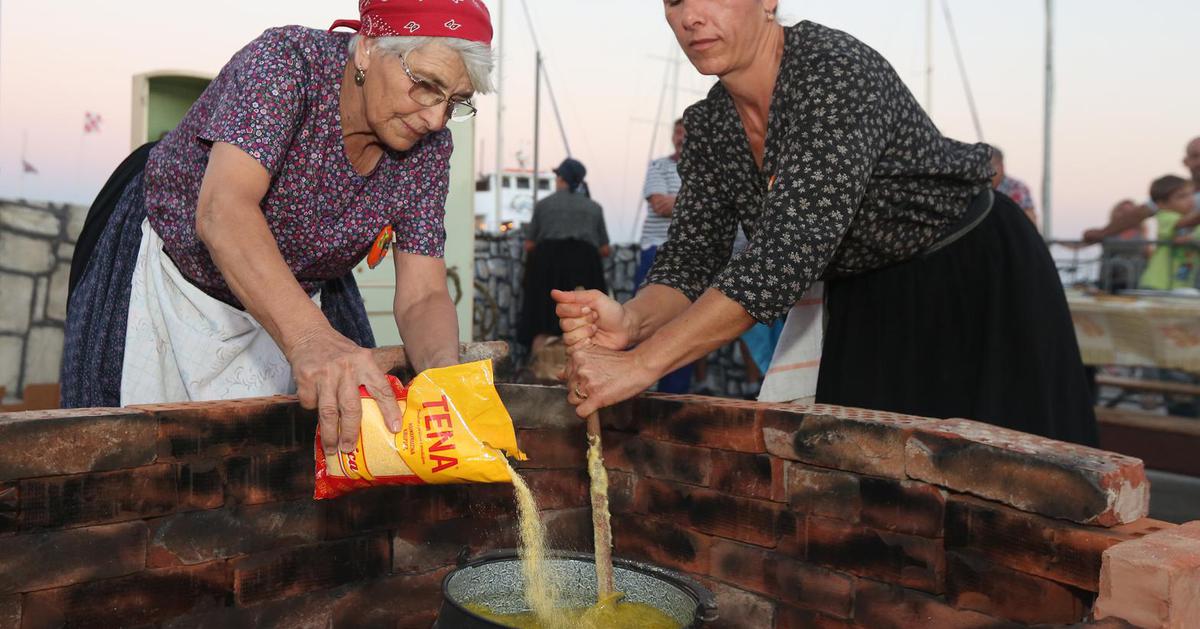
[352,120,475,346]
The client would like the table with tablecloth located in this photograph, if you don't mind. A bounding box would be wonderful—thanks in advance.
[1068,292,1200,374]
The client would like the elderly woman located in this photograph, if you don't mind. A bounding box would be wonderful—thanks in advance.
[62,0,493,456]
[558,0,1097,445]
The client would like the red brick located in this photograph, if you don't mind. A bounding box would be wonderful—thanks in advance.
[0,485,15,536]
[318,485,437,540]
[393,516,520,574]
[775,606,856,629]
[331,568,450,628]
[1094,524,1200,628]
[225,448,313,505]
[0,595,18,629]
[18,464,178,530]
[523,469,590,510]
[606,470,637,514]
[859,477,945,538]
[711,450,782,501]
[495,383,583,430]
[907,418,1149,526]
[945,551,1089,625]
[706,580,776,629]
[138,397,300,460]
[711,539,854,619]
[945,495,1149,592]
[612,513,712,575]
[513,426,587,469]
[177,460,224,510]
[806,517,945,595]
[635,478,795,548]
[853,578,1020,629]
[635,394,766,453]
[0,408,157,480]
[0,521,146,594]
[20,561,229,629]
[763,406,920,479]
[543,507,594,553]
[786,463,861,522]
[148,500,320,567]
[163,588,336,629]
[609,436,713,486]
[233,533,390,605]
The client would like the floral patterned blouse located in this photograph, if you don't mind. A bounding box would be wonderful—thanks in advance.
[645,21,993,322]
[143,26,452,307]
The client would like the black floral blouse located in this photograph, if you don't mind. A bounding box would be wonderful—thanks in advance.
[645,21,993,323]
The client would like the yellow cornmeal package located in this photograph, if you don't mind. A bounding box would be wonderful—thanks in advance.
[314,360,526,498]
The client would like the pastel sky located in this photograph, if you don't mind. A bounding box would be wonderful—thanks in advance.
[0,0,1196,243]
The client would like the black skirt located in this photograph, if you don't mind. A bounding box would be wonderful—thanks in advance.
[816,193,1099,446]
[518,239,608,347]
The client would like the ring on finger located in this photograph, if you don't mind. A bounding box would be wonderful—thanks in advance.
[574,385,589,400]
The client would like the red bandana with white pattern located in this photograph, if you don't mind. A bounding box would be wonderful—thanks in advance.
[330,0,493,45]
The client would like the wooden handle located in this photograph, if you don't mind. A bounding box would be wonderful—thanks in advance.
[586,411,616,599]
[370,341,510,376]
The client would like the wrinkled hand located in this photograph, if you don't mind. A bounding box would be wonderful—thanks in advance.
[552,289,633,352]
[564,345,658,417]
[286,328,401,455]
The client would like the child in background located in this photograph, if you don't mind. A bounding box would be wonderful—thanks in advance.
[1140,175,1200,291]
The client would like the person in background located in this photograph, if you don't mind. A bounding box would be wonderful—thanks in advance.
[1094,200,1151,292]
[1139,175,1199,291]
[1084,136,1200,244]
[636,119,695,393]
[990,146,1038,227]
[518,158,611,353]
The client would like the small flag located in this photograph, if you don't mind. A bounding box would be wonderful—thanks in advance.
[83,112,103,134]
[21,160,37,174]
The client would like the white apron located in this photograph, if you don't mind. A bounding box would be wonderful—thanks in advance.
[120,219,315,405]
[757,282,824,404]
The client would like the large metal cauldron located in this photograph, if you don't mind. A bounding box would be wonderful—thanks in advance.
[435,550,718,628]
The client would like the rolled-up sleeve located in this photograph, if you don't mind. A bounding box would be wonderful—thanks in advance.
[713,54,892,322]
[643,111,738,298]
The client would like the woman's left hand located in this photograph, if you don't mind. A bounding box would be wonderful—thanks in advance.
[564,346,659,418]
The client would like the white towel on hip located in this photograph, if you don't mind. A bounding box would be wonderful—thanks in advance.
[757,282,824,404]
[120,218,316,405]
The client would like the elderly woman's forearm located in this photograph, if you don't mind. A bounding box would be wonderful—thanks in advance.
[631,288,754,376]
[199,201,330,353]
[393,292,460,371]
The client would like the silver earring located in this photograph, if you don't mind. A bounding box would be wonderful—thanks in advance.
[354,67,366,86]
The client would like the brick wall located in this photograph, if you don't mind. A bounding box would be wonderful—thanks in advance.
[0,386,1196,628]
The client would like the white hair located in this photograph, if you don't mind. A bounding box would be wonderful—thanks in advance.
[349,35,495,94]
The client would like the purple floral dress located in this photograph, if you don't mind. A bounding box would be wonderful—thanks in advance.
[143,25,452,307]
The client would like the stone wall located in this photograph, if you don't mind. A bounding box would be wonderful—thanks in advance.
[473,231,759,398]
[0,386,1194,627]
[0,200,87,403]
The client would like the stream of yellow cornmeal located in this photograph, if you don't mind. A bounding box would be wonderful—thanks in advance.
[495,461,682,629]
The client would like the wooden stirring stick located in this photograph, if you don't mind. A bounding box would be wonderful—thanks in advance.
[570,286,616,598]
[586,410,616,599]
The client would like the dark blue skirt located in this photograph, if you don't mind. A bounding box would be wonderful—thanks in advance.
[61,148,375,408]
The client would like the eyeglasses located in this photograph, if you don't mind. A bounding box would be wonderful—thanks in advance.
[398,55,477,123]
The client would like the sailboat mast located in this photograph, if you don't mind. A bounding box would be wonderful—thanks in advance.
[532,52,542,206]
[493,0,505,231]
[1042,0,1055,238]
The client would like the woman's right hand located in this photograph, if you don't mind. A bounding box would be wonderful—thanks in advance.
[285,327,402,456]
[552,289,633,352]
